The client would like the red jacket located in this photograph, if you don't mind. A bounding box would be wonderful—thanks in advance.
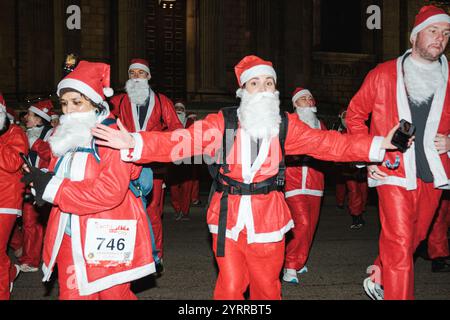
[110,91,183,133]
[122,112,385,244]
[40,118,155,296]
[285,121,326,198]
[0,124,29,215]
[346,50,450,191]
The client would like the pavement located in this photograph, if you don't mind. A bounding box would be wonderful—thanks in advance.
[9,190,450,300]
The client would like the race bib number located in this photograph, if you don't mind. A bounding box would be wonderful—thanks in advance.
[84,219,137,264]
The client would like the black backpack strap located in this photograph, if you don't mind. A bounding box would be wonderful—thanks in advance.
[215,106,238,257]
[276,111,288,187]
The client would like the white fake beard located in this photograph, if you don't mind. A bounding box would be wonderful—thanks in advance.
[125,78,150,105]
[177,111,186,126]
[49,110,98,157]
[404,56,444,105]
[238,90,281,141]
[296,107,319,129]
[27,126,44,147]
[0,109,6,131]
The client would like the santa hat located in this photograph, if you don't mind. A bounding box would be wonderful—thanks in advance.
[49,111,60,120]
[57,61,114,104]
[29,99,53,122]
[292,87,313,105]
[6,107,17,123]
[129,58,151,77]
[174,101,186,111]
[410,5,450,41]
[234,55,277,87]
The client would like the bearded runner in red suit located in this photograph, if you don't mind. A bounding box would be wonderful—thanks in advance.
[346,5,450,300]
[110,59,183,264]
[282,87,326,284]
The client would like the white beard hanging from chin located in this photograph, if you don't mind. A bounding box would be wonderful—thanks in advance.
[177,111,186,126]
[49,110,98,157]
[404,56,444,105]
[126,78,150,105]
[296,107,320,129]
[237,90,281,141]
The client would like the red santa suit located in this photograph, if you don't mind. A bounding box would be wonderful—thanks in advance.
[39,61,156,299]
[428,192,450,260]
[170,114,196,218]
[121,83,387,302]
[334,128,368,216]
[21,100,54,270]
[346,49,450,299]
[0,121,29,299]
[284,119,326,272]
[110,72,183,260]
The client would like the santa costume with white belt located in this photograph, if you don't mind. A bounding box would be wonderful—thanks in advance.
[0,94,28,299]
[110,59,183,262]
[283,87,326,284]
[113,55,390,300]
[346,5,450,300]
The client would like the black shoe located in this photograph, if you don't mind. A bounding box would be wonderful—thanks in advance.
[350,215,365,230]
[154,259,165,277]
[337,205,345,210]
[431,257,450,273]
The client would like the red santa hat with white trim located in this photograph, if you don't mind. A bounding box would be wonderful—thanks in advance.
[292,87,313,107]
[235,55,277,88]
[129,58,151,78]
[57,61,114,105]
[28,99,53,122]
[410,5,450,41]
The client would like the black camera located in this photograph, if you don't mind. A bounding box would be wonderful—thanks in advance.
[391,119,415,153]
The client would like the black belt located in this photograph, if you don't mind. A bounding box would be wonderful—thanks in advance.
[215,174,283,257]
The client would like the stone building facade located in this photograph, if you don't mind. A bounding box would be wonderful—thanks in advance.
[0,0,445,120]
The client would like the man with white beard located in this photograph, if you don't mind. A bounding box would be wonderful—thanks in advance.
[110,59,183,268]
[19,99,54,273]
[21,61,155,300]
[346,5,450,300]
[282,88,326,284]
[92,55,405,300]
[0,93,28,299]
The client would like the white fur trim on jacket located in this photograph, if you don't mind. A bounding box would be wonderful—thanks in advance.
[0,208,22,216]
[120,133,144,162]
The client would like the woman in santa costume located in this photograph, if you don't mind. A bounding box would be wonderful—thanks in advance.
[92,55,403,300]
[346,5,450,300]
[110,58,183,265]
[22,61,155,300]
[0,94,28,299]
[19,99,54,273]
[282,87,327,284]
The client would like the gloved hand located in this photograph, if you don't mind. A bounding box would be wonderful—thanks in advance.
[21,167,54,207]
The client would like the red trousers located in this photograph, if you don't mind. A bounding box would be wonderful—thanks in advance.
[0,215,19,300]
[147,177,165,259]
[372,180,442,300]
[428,198,450,259]
[56,235,137,300]
[336,177,368,216]
[170,179,193,215]
[19,202,44,267]
[212,232,285,300]
[9,222,23,252]
[284,195,322,270]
